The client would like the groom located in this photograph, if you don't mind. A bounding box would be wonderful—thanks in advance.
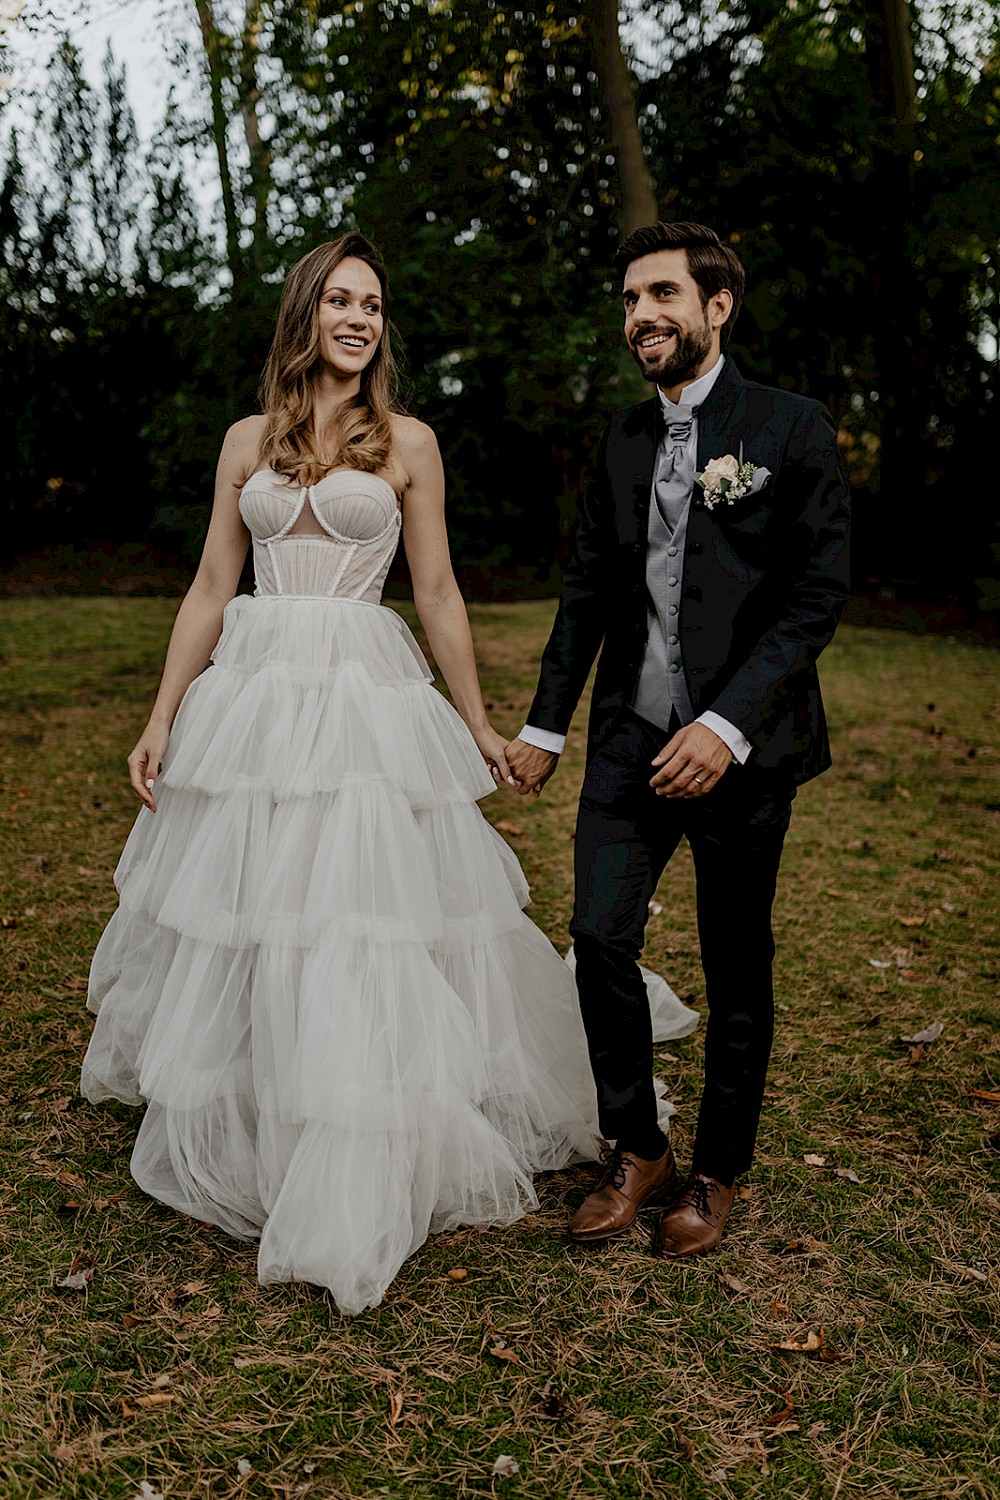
[506,221,850,1257]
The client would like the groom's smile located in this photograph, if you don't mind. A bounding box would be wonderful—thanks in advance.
[636,329,678,350]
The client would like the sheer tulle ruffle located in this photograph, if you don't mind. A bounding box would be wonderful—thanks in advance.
[82,596,698,1314]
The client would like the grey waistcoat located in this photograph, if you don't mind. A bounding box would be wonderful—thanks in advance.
[632,421,697,732]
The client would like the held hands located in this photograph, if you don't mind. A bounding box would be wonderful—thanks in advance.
[127,722,170,813]
[470,724,517,788]
[505,738,560,798]
[650,722,734,799]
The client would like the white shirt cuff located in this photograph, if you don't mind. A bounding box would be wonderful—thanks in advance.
[518,724,566,755]
[696,710,753,764]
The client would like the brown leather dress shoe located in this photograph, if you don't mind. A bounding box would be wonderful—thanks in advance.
[650,1173,736,1258]
[568,1142,679,1244]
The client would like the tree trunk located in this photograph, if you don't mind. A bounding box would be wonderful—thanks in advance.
[239,0,270,279]
[588,0,658,235]
[864,0,922,581]
[193,0,243,293]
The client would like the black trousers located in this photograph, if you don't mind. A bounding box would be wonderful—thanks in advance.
[569,710,795,1185]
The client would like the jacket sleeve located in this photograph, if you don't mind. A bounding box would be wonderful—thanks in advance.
[706,401,851,741]
[526,421,616,737]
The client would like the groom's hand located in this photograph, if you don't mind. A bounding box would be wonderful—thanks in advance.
[650,723,734,799]
[505,739,560,797]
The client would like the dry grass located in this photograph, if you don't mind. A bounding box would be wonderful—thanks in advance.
[0,598,998,1500]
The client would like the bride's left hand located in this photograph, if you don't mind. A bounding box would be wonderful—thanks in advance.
[470,725,516,788]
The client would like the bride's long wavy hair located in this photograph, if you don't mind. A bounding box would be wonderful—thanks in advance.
[257,233,403,485]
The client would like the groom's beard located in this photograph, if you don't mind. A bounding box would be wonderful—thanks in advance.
[630,314,714,388]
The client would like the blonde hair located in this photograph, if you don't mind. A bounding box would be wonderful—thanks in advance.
[257,232,403,485]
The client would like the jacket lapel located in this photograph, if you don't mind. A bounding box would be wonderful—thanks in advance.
[695,356,745,474]
[617,397,659,544]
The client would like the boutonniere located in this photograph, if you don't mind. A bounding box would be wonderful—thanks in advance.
[694,443,771,511]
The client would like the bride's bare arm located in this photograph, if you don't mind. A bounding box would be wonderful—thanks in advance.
[127,419,258,811]
[398,418,514,787]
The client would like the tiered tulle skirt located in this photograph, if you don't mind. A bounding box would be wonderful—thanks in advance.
[82,596,697,1313]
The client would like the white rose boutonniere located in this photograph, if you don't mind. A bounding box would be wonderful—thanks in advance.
[695,443,771,510]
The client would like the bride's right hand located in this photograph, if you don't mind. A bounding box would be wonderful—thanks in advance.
[127,722,170,812]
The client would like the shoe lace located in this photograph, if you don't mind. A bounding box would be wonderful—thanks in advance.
[684,1176,716,1223]
[597,1144,630,1194]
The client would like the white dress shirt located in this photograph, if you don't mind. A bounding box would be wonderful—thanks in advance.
[519,355,752,764]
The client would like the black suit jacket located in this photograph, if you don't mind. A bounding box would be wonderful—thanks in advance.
[527,358,851,785]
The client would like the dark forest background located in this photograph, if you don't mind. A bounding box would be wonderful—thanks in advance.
[1,0,998,620]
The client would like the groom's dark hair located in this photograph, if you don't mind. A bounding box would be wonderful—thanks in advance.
[615,222,746,349]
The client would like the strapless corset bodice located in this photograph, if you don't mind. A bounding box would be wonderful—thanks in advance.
[239,468,401,601]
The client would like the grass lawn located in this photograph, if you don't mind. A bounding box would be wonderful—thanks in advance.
[0,598,998,1500]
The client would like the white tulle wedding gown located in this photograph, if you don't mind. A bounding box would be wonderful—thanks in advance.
[81,468,698,1313]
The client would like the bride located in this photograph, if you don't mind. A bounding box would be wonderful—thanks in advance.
[80,232,697,1314]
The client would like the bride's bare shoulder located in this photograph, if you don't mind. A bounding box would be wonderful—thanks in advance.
[389,415,440,485]
[219,415,269,488]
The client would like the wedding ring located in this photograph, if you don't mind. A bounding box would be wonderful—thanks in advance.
[693,775,705,784]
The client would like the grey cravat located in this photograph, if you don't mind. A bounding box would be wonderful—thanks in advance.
[654,405,699,534]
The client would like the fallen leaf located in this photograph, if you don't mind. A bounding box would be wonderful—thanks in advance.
[898,915,926,928]
[237,1458,252,1478]
[803,1154,826,1168]
[489,1343,520,1365]
[764,1395,796,1427]
[907,1043,925,1065]
[52,1442,75,1466]
[50,1097,73,1113]
[648,900,664,916]
[719,1272,751,1294]
[492,1454,519,1477]
[868,959,892,969]
[968,1089,1000,1105]
[899,1021,944,1045]
[94,1194,125,1212]
[772,1328,823,1354]
[23,905,37,918]
[815,1344,845,1364]
[56,1263,93,1292]
[150,1374,171,1390]
[446,1268,468,1281]
[895,784,911,799]
[538,1388,571,1422]
[56,1200,82,1216]
[388,1390,404,1426]
[56,1171,85,1189]
[675,1429,696,1462]
[122,1313,149,1328]
[737,1184,753,1200]
[769,1300,790,1318]
[131,1486,165,1500]
[494,820,525,838]
[134,1393,175,1409]
[834,1168,862,1184]
[807,1421,829,1438]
